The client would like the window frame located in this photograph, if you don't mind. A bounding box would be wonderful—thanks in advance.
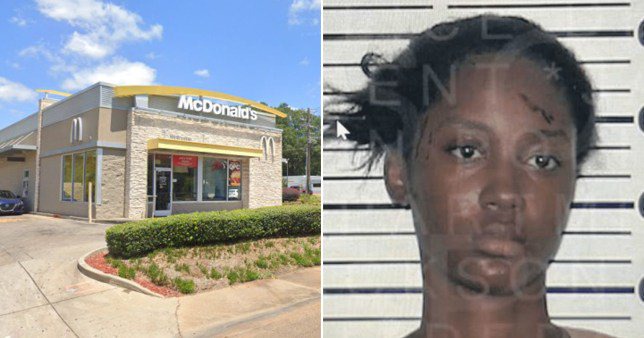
[60,149,97,203]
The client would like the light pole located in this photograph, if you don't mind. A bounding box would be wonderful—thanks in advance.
[305,109,311,195]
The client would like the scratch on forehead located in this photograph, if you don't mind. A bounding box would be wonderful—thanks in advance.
[519,93,555,125]
[414,114,432,160]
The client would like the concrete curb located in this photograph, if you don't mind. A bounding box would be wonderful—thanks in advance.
[77,247,165,298]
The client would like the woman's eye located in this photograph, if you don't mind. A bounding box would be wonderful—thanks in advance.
[527,155,560,170]
[448,145,482,160]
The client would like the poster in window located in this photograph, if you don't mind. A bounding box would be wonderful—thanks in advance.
[228,161,241,186]
[228,160,241,200]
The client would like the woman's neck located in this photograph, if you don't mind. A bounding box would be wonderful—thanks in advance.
[412,267,566,338]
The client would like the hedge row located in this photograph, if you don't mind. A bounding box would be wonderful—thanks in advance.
[106,204,320,258]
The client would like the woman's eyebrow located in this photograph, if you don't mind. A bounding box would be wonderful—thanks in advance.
[434,116,491,133]
[518,93,555,125]
[538,129,570,141]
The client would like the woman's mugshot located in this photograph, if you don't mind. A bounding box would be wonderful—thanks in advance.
[335,15,615,338]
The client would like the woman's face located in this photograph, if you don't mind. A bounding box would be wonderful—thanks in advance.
[403,55,578,295]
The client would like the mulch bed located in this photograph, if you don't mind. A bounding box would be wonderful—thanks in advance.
[85,251,180,297]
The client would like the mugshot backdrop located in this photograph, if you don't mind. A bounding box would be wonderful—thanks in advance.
[322,1,644,337]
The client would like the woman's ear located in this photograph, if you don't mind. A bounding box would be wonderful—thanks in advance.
[384,150,408,206]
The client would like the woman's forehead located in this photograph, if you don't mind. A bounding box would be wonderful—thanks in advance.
[424,55,574,132]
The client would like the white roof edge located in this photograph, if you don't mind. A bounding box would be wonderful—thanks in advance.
[0,113,38,133]
[41,82,106,113]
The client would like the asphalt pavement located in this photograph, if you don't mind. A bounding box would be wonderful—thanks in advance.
[0,214,320,337]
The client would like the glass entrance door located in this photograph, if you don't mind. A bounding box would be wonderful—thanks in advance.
[154,168,172,217]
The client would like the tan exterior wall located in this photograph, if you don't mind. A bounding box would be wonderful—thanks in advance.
[38,155,93,217]
[97,108,127,144]
[125,110,282,219]
[0,152,36,211]
[40,108,99,154]
[95,148,126,219]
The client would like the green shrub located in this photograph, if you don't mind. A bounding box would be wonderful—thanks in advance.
[173,277,195,294]
[227,270,240,284]
[255,256,269,269]
[290,252,314,267]
[146,263,169,286]
[299,194,320,205]
[197,263,208,275]
[118,265,136,279]
[242,268,260,282]
[174,263,190,274]
[106,204,320,258]
[209,268,222,280]
[282,188,300,202]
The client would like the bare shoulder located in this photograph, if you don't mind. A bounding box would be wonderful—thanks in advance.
[564,326,617,338]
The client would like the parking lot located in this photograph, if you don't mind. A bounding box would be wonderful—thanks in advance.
[0,214,320,337]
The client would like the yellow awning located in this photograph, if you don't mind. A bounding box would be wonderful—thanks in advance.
[148,138,263,158]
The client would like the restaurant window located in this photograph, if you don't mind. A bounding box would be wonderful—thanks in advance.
[62,155,73,200]
[172,155,197,201]
[72,153,85,201]
[228,160,242,201]
[155,154,171,168]
[84,150,96,202]
[202,158,227,201]
[61,150,96,202]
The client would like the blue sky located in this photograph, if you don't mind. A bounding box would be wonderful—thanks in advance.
[0,0,321,129]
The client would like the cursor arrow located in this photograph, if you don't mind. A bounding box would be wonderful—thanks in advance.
[336,121,350,140]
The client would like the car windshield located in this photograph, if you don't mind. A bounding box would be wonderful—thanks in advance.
[0,191,16,199]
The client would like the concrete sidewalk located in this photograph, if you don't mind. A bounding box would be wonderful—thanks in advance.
[0,215,320,337]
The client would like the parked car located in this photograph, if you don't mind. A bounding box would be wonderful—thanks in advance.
[0,190,24,215]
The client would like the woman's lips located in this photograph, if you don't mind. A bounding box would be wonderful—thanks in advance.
[472,223,527,258]
[474,236,526,258]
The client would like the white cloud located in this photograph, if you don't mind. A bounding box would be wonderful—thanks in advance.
[194,69,210,78]
[19,44,75,74]
[0,77,37,102]
[289,0,321,25]
[145,52,159,60]
[10,16,28,27]
[61,58,156,91]
[299,57,310,66]
[36,0,162,59]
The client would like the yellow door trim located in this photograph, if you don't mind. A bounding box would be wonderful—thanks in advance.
[114,85,287,118]
[147,138,263,158]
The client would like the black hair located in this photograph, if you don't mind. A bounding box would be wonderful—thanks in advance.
[334,14,596,169]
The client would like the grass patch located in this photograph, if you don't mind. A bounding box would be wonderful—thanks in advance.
[174,263,190,274]
[209,268,222,280]
[255,256,269,269]
[146,263,169,286]
[173,277,195,294]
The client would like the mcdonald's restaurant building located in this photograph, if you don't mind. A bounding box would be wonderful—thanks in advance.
[0,83,284,220]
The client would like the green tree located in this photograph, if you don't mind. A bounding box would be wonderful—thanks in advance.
[274,104,321,177]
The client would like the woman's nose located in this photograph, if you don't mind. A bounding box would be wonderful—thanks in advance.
[478,161,525,215]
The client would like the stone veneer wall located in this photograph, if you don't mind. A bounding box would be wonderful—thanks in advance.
[125,110,282,219]
[95,148,126,219]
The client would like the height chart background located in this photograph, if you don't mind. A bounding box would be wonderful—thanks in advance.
[321,0,644,337]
